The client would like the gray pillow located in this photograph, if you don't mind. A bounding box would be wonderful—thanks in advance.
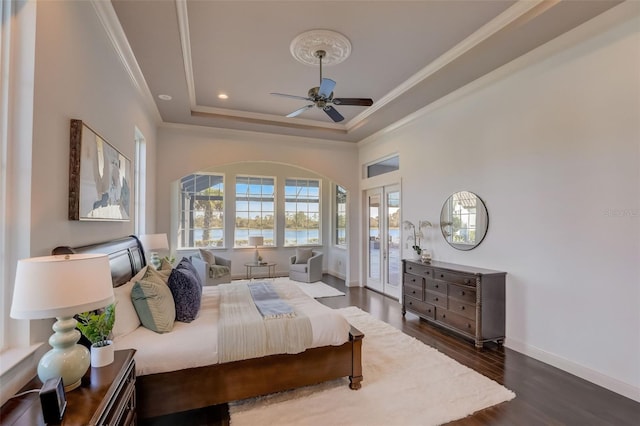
[168,268,202,323]
[295,248,313,264]
[131,268,175,333]
[199,248,216,265]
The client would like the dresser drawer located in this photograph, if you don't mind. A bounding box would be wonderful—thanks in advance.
[438,310,476,335]
[425,279,446,294]
[425,290,447,308]
[434,270,476,287]
[404,272,424,288]
[403,296,435,319]
[448,284,476,304]
[404,262,433,278]
[448,299,475,320]
[403,278,423,300]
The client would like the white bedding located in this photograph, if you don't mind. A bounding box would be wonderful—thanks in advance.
[114,282,351,376]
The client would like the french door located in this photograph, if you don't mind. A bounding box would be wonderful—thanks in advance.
[365,185,401,300]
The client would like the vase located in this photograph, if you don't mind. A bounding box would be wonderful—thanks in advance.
[91,340,114,368]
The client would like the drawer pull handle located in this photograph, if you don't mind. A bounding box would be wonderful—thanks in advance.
[412,290,416,294]
[467,324,472,328]
[442,314,446,319]
[440,274,444,278]
[461,291,465,296]
[460,306,465,310]
[434,297,439,301]
[435,284,439,288]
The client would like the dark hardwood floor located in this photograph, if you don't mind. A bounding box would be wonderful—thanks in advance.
[141,274,640,426]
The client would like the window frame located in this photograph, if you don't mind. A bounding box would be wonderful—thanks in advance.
[335,184,347,248]
[178,173,225,249]
[234,175,276,247]
[284,178,321,247]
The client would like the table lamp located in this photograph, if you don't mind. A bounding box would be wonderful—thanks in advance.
[10,254,114,391]
[248,236,264,264]
[139,233,169,269]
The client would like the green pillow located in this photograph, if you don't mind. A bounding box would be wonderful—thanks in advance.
[131,268,175,333]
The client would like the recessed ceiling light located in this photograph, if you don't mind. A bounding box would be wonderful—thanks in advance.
[158,94,172,101]
[218,93,229,100]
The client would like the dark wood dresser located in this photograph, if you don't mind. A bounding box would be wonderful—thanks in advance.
[1,349,136,425]
[402,260,506,348]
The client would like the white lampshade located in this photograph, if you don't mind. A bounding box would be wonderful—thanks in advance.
[248,236,264,247]
[138,233,169,251]
[11,254,114,319]
[10,253,114,391]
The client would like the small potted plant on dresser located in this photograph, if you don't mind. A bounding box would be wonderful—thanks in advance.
[77,304,116,368]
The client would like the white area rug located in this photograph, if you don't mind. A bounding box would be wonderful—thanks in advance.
[229,306,515,426]
[234,277,345,298]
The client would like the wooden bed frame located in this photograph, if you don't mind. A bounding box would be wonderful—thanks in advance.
[52,236,364,419]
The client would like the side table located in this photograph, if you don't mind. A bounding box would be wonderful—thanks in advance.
[0,349,136,425]
[244,262,277,279]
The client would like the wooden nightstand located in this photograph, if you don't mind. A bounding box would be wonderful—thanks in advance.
[1,349,136,425]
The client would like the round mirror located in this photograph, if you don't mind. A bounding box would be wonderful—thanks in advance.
[440,191,488,251]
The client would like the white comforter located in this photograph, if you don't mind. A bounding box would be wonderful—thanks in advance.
[114,283,351,376]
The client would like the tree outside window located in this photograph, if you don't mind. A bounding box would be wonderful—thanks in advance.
[178,174,224,248]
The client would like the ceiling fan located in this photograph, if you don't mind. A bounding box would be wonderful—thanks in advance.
[270,50,374,123]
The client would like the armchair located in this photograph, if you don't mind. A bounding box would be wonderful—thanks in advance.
[191,249,232,286]
[289,249,323,283]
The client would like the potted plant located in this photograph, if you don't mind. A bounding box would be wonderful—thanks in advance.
[76,304,115,367]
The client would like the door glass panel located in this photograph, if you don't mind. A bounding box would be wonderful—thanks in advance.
[368,193,381,282]
[386,190,400,288]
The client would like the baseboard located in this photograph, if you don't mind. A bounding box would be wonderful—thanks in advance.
[327,268,346,281]
[505,338,640,402]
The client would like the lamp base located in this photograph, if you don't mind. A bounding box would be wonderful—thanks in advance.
[150,252,161,269]
[38,317,90,392]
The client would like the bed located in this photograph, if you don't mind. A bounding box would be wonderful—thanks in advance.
[52,236,363,419]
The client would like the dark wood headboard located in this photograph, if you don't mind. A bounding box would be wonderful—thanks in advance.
[52,235,147,287]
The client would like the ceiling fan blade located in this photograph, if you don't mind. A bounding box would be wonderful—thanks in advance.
[332,98,374,106]
[286,104,314,118]
[323,106,344,122]
[270,92,312,101]
[318,78,336,99]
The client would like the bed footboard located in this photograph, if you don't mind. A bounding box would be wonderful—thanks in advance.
[137,326,364,419]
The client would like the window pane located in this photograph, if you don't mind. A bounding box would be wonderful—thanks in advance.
[235,176,275,247]
[284,178,321,246]
[178,173,224,248]
[367,155,399,178]
[336,185,347,246]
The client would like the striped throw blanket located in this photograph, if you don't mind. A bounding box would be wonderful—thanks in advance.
[248,282,295,319]
[218,281,312,363]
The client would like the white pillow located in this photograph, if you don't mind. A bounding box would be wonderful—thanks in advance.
[112,266,148,339]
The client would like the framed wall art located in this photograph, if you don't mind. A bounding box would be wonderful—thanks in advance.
[69,119,132,221]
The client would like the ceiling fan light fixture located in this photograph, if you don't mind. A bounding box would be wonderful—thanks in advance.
[290,29,351,66]
[218,93,229,100]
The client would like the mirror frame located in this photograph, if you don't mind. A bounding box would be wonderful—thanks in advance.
[440,191,488,251]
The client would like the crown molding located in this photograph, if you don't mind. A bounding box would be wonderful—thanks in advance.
[346,0,557,131]
[91,0,161,124]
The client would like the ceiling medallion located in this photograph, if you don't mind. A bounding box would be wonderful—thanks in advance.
[290,29,352,67]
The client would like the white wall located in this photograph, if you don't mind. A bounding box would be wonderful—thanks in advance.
[30,0,158,257]
[156,125,360,284]
[359,3,640,401]
[1,0,158,403]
